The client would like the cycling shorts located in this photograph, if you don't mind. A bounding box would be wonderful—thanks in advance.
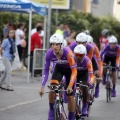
[103,55,116,71]
[50,64,74,96]
[77,69,89,83]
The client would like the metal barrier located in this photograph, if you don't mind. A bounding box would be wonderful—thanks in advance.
[32,49,46,80]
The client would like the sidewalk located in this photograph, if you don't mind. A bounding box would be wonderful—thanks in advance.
[0,70,44,111]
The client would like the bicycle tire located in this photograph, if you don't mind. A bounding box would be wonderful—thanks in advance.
[106,88,109,102]
[54,100,60,120]
[106,74,111,102]
[75,93,82,120]
[109,88,111,101]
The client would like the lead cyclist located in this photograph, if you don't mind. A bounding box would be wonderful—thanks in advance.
[39,33,77,120]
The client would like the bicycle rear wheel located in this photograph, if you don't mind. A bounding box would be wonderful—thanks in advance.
[54,100,60,120]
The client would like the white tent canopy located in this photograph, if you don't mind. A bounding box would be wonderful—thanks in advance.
[0,0,47,83]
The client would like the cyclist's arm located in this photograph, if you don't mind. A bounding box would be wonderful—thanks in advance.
[116,47,120,67]
[87,47,94,59]
[67,51,77,87]
[86,59,94,84]
[100,46,107,59]
[94,46,103,76]
[41,53,51,87]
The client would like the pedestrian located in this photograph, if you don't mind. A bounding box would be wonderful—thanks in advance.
[30,26,42,76]
[0,29,16,91]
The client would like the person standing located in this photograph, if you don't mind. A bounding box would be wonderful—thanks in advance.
[15,23,25,61]
[0,29,16,91]
[30,26,42,74]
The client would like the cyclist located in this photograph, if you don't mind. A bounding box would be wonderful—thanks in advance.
[69,32,94,60]
[101,35,120,97]
[84,30,90,35]
[39,33,77,120]
[87,35,103,98]
[74,44,94,115]
[99,29,109,51]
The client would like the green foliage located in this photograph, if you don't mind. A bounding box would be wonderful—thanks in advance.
[51,10,120,46]
[1,10,120,46]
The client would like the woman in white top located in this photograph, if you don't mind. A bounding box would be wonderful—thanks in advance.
[15,23,25,60]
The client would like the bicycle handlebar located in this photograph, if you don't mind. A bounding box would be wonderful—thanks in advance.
[76,81,88,88]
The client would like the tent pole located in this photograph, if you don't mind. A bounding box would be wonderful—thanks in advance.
[27,11,32,83]
[43,16,47,49]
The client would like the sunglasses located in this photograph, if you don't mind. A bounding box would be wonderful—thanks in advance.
[75,53,85,57]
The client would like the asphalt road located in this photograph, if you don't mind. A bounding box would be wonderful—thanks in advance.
[0,71,120,120]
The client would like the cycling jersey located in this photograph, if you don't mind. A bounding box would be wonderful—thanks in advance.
[42,47,77,87]
[76,56,94,84]
[100,44,120,68]
[69,41,94,59]
[99,36,109,50]
[91,43,103,76]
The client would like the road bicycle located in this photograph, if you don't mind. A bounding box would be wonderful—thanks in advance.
[103,62,116,102]
[47,84,68,120]
[75,81,94,120]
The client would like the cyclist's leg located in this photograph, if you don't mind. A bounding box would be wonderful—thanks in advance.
[111,57,117,97]
[49,65,63,120]
[78,70,89,115]
[92,57,100,98]
[64,69,75,120]
[62,76,68,103]
[102,55,109,85]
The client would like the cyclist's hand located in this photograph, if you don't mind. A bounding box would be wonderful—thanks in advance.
[88,82,93,89]
[66,86,73,94]
[39,86,44,97]
[96,77,102,82]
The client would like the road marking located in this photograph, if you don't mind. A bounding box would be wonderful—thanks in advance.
[14,86,40,90]
[0,99,41,112]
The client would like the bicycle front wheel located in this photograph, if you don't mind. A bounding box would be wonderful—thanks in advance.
[54,100,60,120]
[75,94,82,120]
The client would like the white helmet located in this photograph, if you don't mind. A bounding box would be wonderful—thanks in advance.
[87,35,93,43]
[50,33,64,44]
[62,39,68,47]
[109,35,118,43]
[84,30,90,35]
[102,29,109,36]
[76,32,87,42]
[74,44,87,55]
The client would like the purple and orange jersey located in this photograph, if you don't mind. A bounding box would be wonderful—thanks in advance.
[92,43,103,76]
[100,44,120,67]
[41,47,77,87]
[69,41,94,59]
[76,56,94,84]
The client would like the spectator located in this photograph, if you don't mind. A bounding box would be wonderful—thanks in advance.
[30,26,42,74]
[15,23,25,61]
[31,21,44,47]
[55,24,64,36]
[99,29,109,51]
[0,29,16,91]
[64,24,71,38]
[3,22,14,38]
[66,30,76,45]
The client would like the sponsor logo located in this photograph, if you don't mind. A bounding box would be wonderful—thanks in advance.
[54,60,68,64]
[77,67,86,70]
[0,4,21,9]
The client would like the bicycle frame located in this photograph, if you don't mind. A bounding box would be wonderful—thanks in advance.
[103,62,115,102]
[47,84,68,120]
[75,81,89,120]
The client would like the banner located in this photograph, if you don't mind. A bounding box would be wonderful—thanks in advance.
[32,0,70,9]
